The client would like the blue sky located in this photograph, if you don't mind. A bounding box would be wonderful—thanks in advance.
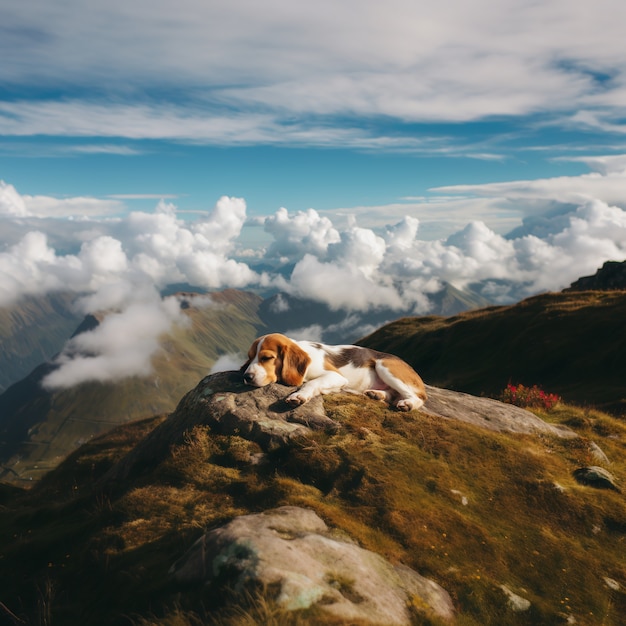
[3,0,626,386]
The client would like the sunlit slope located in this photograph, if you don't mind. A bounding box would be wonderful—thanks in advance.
[360,290,626,415]
[0,392,624,625]
[0,292,83,393]
[0,289,262,482]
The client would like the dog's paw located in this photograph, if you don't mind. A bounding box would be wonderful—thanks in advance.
[365,389,387,402]
[285,392,308,406]
[395,398,415,412]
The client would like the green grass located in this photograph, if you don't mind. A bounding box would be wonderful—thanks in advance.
[0,393,625,625]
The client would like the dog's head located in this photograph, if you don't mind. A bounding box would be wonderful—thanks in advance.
[241,333,311,387]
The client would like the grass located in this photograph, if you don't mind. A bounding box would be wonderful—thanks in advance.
[360,290,626,415]
[0,392,625,625]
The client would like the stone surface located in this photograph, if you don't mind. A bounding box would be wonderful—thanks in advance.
[170,506,454,624]
[573,466,620,491]
[101,371,339,484]
[103,372,576,486]
[500,585,531,612]
[423,385,576,438]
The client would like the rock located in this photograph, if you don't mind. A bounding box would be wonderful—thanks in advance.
[423,385,576,438]
[588,441,611,465]
[565,260,626,291]
[573,466,620,491]
[170,506,454,624]
[178,371,340,449]
[500,585,531,612]
[101,371,339,484]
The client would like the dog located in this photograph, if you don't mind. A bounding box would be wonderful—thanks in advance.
[241,333,426,411]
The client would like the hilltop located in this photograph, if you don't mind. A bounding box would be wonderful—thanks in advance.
[565,260,626,291]
[360,290,626,416]
[0,372,624,625]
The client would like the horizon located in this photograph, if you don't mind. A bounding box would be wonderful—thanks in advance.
[2,0,626,388]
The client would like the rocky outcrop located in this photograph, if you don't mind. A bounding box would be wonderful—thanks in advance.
[565,260,626,291]
[103,371,576,486]
[170,506,455,624]
[101,371,339,484]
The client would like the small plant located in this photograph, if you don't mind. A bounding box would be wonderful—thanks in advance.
[500,383,560,410]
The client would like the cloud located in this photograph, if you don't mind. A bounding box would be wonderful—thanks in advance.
[4,157,626,386]
[3,1,626,148]
[0,194,259,308]
[432,157,626,209]
[209,352,244,375]
[263,208,341,261]
[0,181,29,216]
[42,291,187,389]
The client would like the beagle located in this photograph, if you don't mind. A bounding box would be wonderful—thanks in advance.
[241,333,426,411]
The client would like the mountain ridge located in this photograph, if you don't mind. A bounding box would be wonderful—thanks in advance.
[360,290,626,416]
[0,289,264,482]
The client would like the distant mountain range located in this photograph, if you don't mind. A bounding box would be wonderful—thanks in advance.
[0,281,491,393]
[2,262,625,483]
[0,290,263,482]
[258,282,491,343]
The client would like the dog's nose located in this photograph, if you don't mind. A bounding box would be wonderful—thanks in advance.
[243,372,254,384]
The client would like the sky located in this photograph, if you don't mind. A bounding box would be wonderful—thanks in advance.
[3,0,626,387]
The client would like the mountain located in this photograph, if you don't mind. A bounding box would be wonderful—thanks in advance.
[0,372,624,625]
[565,259,626,291]
[0,289,263,483]
[360,290,626,415]
[0,292,83,393]
[259,283,491,344]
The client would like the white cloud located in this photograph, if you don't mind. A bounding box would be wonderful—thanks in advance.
[42,292,187,389]
[433,159,626,210]
[0,181,30,216]
[264,207,341,260]
[0,193,259,305]
[209,352,244,374]
[287,253,404,312]
[3,1,626,146]
[23,195,126,217]
[4,157,626,386]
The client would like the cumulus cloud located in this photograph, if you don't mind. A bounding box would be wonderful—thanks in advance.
[0,194,258,308]
[0,181,29,216]
[263,207,340,261]
[209,352,245,374]
[0,192,263,388]
[4,158,626,387]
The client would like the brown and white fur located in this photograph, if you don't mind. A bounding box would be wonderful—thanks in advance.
[241,333,427,411]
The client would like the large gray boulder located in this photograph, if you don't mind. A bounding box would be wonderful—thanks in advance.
[170,506,454,624]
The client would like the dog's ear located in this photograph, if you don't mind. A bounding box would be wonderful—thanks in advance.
[279,341,311,386]
[240,338,260,372]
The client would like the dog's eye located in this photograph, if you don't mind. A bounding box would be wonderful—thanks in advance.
[260,355,274,362]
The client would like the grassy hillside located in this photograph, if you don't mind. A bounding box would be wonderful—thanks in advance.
[0,292,83,393]
[0,394,624,625]
[0,290,263,483]
[360,290,626,416]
